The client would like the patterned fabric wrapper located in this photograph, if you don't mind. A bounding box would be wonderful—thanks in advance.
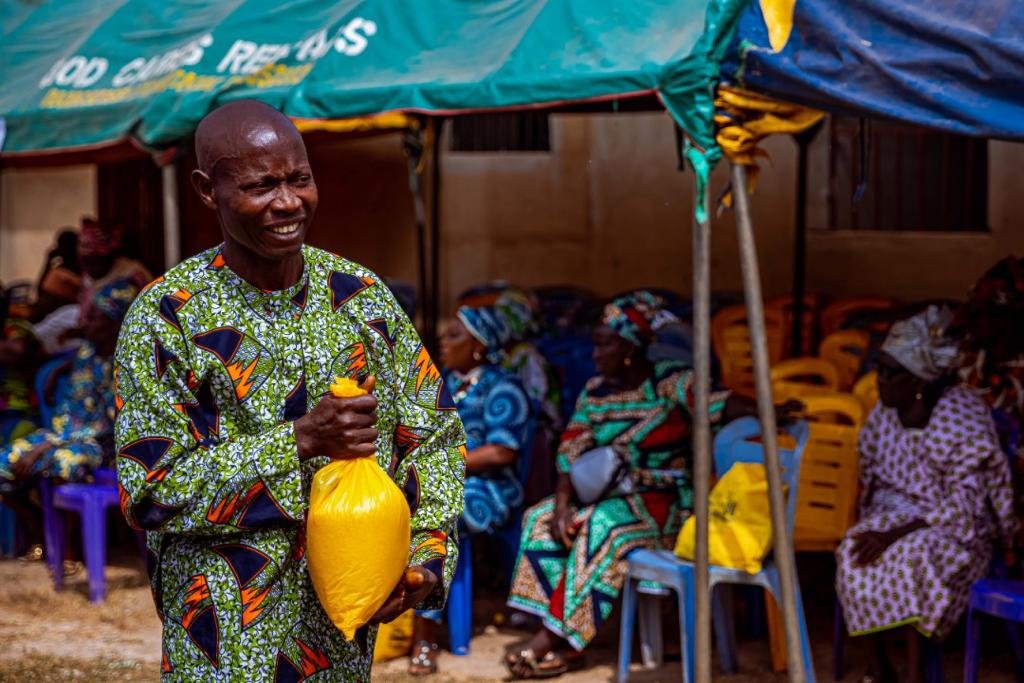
[456,305,509,361]
[881,306,960,382]
[79,217,124,257]
[494,288,539,342]
[601,291,664,348]
[90,278,139,323]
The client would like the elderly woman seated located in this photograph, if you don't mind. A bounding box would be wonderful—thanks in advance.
[0,279,138,564]
[836,307,1017,683]
[503,292,750,679]
[409,302,535,676]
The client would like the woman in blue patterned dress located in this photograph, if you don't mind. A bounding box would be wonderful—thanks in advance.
[409,303,535,675]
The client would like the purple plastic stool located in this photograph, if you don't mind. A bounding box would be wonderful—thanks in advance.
[964,579,1024,683]
[40,467,120,603]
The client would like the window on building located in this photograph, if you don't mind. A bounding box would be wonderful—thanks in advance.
[827,116,987,231]
[449,111,551,152]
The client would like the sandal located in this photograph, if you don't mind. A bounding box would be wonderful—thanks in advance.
[504,648,572,679]
[18,544,43,563]
[408,640,438,676]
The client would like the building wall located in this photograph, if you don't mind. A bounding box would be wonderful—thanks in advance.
[0,165,96,285]
[3,116,1023,311]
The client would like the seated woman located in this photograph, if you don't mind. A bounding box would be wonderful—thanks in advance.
[836,307,1016,683]
[0,279,138,496]
[504,292,734,679]
[409,303,534,676]
[494,288,562,502]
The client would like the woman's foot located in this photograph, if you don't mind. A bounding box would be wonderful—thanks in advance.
[18,543,43,563]
[408,640,438,677]
[505,649,572,679]
[504,629,581,680]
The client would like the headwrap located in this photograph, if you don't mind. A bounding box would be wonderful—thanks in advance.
[881,306,960,382]
[601,290,668,348]
[90,278,139,323]
[456,305,509,362]
[494,288,539,343]
[79,217,124,258]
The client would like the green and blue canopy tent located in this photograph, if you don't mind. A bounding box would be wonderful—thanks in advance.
[0,2,807,681]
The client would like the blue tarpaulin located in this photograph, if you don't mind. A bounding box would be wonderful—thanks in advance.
[723,0,1024,139]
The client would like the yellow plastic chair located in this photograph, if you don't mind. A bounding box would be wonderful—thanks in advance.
[712,304,785,398]
[766,294,822,358]
[819,329,871,391]
[853,371,879,414]
[770,357,841,400]
[791,392,864,552]
[819,296,896,337]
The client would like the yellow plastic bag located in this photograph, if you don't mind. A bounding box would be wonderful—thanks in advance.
[373,609,414,662]
[674,462,774,574]
[308,377,412,640]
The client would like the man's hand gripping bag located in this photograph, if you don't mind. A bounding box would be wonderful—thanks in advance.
[307,377,412,639]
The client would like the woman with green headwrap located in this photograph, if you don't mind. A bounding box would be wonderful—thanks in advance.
[504,291,731,678]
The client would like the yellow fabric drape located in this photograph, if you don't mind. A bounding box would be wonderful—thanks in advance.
[714,85,824,207]
[760,0,798,53]
[292,112,419,134]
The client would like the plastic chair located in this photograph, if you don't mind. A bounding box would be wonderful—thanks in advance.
[766,294,822,358]
[791,393,863,553]
[712,305,786,398]
[964,581,1024,682]
[617,417,814,683]
[818,330,870,391]
[446,402,540,655]
[770,357,841,400]
[41,467,121,602]
[33,355,120,602]
[536,335,595,421]
[852,371,879,414]
[819,297,896,338]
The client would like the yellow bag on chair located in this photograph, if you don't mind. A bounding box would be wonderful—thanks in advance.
[674,462,774,574]
[308,377,412,640]
[373,609,415,662]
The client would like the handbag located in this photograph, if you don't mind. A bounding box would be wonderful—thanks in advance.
[569,445,635,505]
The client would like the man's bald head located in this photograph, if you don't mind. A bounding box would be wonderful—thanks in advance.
[194,100,305,177]
[190,99,317,274]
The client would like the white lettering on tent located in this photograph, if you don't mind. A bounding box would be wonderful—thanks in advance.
[218,41,257,74]
[113,34,214,87]
[295,30,331,62]
[39,56,109,88]
[334,18,377,57]
[217,40,292,75]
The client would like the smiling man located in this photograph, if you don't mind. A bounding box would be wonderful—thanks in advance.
[114,100,465,681]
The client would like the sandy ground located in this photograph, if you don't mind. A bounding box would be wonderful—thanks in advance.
[0,553,1020,682]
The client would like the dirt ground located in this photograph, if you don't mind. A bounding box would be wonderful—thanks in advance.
[0,553,1020,682]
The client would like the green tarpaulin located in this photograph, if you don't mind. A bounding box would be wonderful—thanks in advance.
[0,0,743,170]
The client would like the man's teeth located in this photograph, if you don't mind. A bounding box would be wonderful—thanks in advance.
[270,223,298,235]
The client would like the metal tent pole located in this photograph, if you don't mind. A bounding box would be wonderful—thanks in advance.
[730,162,807,683]
[691,179,713,683]
[161,163,180,270]
[791,134,810,356]
[428,118,444,346]
[403,129,429,333]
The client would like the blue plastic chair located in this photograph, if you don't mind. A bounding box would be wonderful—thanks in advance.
[41,467,121,602]
[617,417,815,683]
[446,402,540,655]
[964,579,1024,683]
[34,353,121,602]
[536,335,595,422]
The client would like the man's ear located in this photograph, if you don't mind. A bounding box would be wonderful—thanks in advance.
[191,169,217,210]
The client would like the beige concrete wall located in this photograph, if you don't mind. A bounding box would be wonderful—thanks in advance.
[439,112,798,311]
[0,165,96,285]
[438,113,1024,311]
[2,117,1021,312]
